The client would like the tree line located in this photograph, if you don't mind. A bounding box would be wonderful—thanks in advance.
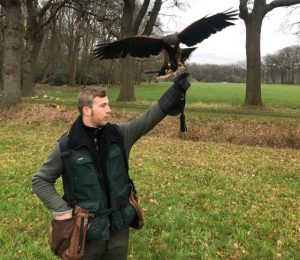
[262,45,300,84]
[0,0,300,110]
[187,45,300,84]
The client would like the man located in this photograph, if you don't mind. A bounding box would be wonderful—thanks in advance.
[32,72,190,259]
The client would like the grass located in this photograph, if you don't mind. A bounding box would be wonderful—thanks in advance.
[28,82,300,109]
[128,138,300,259]
[0,82,299,259]
[0,124,299,259]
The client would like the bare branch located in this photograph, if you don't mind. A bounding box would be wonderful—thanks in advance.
[39,1,68,30]
[142,0,162,35]
[239,0,250,20]
[266,0,300,12]
[39,0,57,17]
[132,0,150,34]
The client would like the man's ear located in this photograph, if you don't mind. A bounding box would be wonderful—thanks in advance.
[82,106,91,117]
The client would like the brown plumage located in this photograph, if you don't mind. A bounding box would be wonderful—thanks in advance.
[145,47,197,76]
[93,9,238,77]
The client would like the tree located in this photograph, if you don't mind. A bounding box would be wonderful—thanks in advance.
[21,0,68,96]
[67,8,85,86]
[263,54,279,83]
[262,45,300,84]
[188,62,246,83]
[0,6,4,91]
[0,0,22,110]
[117,0,187,101]
[0,0,71,109]
[239,0,300,106]
[65,1,120,86]
[117,0,163,101]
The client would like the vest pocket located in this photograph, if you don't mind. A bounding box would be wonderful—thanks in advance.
[79,201,110,241]
[111,204,136,231]
[72,156,103,202]
[87,216,110,241]
[123,204,137,226]
[74,157,99,184]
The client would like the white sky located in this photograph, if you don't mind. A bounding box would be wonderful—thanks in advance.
[160,0,300,64]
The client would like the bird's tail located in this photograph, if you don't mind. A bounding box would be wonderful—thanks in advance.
[181,47,197,62]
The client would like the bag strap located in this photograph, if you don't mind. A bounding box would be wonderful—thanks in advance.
[88,201,128,221]
[59,135,76,208]
[179,93,187,133]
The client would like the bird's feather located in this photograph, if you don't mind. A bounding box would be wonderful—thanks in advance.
[92,36,164,59]
[178,9,238,47]
[180,47,197,63]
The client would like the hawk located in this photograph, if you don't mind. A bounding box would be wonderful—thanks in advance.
[93,9,238,77]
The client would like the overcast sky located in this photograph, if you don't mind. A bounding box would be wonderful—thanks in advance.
[160,0,300,64]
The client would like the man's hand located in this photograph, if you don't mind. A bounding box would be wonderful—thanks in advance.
[53,210,72,220]
[158,72,191,116]
[174,72,190,91]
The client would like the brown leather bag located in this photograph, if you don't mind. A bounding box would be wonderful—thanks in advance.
[129,190,144,230]
[49,206,89,260]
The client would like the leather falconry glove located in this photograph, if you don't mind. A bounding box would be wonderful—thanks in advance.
[158,72,190,132]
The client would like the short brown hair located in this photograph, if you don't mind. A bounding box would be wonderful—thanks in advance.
[77,86,107,115]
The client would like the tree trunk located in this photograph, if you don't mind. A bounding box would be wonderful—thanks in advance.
[142,0,162,35]
[240,0,265,106]
[240,0,300,105]
[118,58,136,101]
[21,31,44,96]
[68,35,80,86]
[244,18,263,105]
[81,27,92,88]
[21,0,46,96]
[117,0,162,101]
[1,1,22,110]
[42,19,57,82]
[20,0,65,95]
[68,14,84,86]
[118,0,135,101]
[68,13,84,87]
[0,34,3,90]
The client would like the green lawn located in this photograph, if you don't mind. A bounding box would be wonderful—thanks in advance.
[0,124,299,259]
[0,82,299,259]
[30,82,300,108]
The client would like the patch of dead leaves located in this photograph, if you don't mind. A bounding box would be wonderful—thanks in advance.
[1,104,299,149]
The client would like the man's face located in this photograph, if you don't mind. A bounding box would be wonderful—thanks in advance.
[84,96,111,127]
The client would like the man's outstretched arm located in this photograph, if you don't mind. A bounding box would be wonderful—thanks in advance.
[118,72,190,157]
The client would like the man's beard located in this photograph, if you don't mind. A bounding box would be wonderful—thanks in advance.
[91,109,108,128]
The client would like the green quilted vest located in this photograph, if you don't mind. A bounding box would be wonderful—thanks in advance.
[63,143,136,241]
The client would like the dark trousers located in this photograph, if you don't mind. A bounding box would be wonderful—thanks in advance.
[81,228,129,260]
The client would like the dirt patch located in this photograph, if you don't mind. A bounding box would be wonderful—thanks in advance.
[0,104,135,125]
[1,104,299,149]
[0,104,78,125]
[156,119,300,149]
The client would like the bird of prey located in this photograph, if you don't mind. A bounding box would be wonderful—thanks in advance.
[144,47,197,77]
[92,9,238,77]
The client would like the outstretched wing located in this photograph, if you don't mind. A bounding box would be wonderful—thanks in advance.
[92,36,164,59]
[177,9,238,47]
